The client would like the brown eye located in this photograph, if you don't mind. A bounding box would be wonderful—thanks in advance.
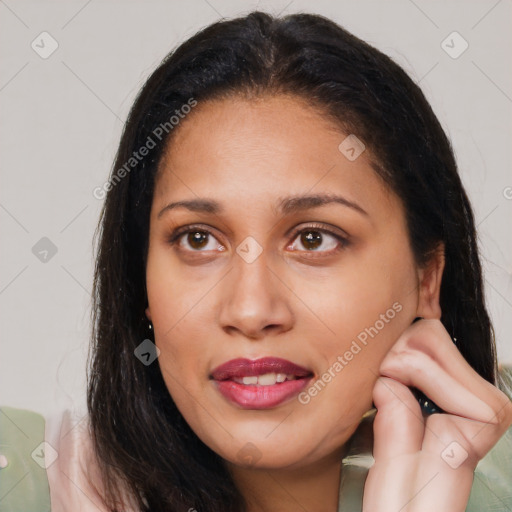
[300,230,323,250]
[289,228,342,252]
[187,231,209,250]
[168,226,225,253]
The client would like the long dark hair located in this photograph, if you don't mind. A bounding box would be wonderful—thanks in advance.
[87,10,498,511]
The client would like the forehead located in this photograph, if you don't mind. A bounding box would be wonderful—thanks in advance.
[153,94,398,221]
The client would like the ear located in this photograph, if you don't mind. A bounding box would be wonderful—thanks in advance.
[416,243,445,320]
[145,306,152,322]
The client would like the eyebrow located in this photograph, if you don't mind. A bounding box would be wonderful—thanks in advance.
[157,193,368,219]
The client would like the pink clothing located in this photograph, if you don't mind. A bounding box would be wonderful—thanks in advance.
[44,409,143,511]
[45,410,110,511]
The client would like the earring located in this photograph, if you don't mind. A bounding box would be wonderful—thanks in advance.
[146,320,153,340]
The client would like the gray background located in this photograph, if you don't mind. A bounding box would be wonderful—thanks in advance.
[1,0,511,417]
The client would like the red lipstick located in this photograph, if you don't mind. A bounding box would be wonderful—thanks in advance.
[210,357,313,409]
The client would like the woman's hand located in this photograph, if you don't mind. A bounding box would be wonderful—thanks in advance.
[362,318,512,512]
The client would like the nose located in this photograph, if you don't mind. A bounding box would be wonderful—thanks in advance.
[218,252,294,340]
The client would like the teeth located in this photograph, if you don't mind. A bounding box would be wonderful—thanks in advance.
[258,373,278,386]
[234,373,297,386]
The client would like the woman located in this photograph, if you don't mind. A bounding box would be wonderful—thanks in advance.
[1,10,511,512]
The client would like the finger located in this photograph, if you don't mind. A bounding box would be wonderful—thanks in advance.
[393,319,502,411]
[372,376,424,461]
[379,349,497,424]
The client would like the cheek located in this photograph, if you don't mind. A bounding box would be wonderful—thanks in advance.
[152,310,210,381]
[292,265,413,421]
[145,253,213,388]
[146,245,210,331]
[293,251,412,342]
[154,316,211,426]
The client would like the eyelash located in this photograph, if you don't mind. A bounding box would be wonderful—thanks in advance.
[167,222,349,255]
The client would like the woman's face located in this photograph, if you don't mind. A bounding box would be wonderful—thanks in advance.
[145,94,432,469]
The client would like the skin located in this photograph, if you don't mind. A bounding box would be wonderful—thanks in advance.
[144,94,512,512]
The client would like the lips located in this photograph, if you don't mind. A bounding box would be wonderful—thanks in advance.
[210,357,314,409]
[210,357,313,381]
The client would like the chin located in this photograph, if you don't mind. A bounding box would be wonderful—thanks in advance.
[224,447,311,471]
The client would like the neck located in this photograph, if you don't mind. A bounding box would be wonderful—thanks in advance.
[227,444,348,512]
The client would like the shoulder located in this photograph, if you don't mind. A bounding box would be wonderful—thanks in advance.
[466,426,512,511]
[45,408,111,511]
[0,406,50,511]
[466,365,512,511]
[0,406,117,512]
